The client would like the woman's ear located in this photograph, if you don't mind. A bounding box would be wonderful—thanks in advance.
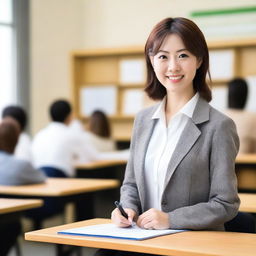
[197,58,202,69]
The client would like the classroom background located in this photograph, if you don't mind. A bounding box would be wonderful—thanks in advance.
[1,0,256,256]
[1,0,256,138]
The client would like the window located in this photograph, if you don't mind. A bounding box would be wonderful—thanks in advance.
[0,0,15,114]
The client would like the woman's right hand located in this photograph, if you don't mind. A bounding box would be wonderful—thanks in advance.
[111,207,136,227]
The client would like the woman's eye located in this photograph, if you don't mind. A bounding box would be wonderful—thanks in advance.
[158,55,167,59]
[179,53,188,58]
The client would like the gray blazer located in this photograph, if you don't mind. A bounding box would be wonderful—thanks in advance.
[120,97,240,231]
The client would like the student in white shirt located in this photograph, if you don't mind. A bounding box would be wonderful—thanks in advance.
[32,99,100,177]
[2,105,32,162]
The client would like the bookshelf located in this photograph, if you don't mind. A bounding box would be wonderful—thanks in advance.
[70,38,256,140]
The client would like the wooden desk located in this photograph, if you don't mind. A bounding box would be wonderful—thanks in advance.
[236,154,256,164]
[0,178,120,228]
[75,160,127,180]
[0,178,119,196]
[25,218,256,256]
[75,162,126,218]
[239,193,256,213]
[76,160,127,170]
[0,198,43,214]
[0,199,43,256]
[235,154,256,191]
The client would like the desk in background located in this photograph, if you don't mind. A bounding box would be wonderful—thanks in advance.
[236,154,256,165]
[0,178,119,228]
[0,198,43,222]
[0,178,119,197]
[25,218,256,256]
[236,154,256,192]
[239,193,256,213]
[76,159,127,180]
[0,198,43,214]
[0,198,43,256]
[76,160,127,217]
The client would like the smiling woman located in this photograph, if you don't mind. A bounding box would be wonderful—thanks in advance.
[150,34,200,119]
[115,16,239,231]
[96,17,240,256]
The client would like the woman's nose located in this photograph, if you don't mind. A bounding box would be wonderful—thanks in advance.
[168,58,180,72]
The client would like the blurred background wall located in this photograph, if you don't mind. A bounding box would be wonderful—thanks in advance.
[30,0,256,134]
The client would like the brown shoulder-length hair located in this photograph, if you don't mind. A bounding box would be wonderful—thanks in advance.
[0,118,20,154]
[144,17,212,102]
[88,110,111,138]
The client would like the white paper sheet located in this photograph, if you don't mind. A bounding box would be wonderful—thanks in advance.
[122,89,144,115]
[80,86,117,116]
[58,223,185,241]
[210,86,228,112]
[119,59,146,84]
[209,50,234,80]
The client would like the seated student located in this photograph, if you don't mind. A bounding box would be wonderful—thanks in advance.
[2,105,32,162]
[69,112,130,160]
[87,110,117,152]
[225,78,256,154]
[218,79,256,231]
[0,118,46,185]
[32,99,101,177]
[0,118,46,256]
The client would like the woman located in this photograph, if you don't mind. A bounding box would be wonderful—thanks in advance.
[96,16,240,256]
[112,17,240,231]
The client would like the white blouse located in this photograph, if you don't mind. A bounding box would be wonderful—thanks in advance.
[144,93,199,210]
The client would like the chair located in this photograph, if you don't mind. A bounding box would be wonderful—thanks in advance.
[225,211,256,233]
[24,167,67,229]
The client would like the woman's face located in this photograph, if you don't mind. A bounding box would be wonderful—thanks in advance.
[151,33,201,97]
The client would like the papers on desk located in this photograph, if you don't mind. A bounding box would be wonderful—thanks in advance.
[58,223,185,241]
[80,86,117,116]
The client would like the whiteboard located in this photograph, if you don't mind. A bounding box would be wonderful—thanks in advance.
[119,59,146,85]
[210,86,228,112]
[80,86,117,116]
[209,50,234,80]
[122,89,144,115]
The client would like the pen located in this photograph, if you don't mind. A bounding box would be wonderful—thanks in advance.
[114,201,128,219]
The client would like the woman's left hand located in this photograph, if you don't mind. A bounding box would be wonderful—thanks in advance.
[137,208,170,229]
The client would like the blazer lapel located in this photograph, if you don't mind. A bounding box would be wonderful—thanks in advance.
[164,98,210,188]
[164,120,201,187]
[135,119,157,184]
[135,110,158,205]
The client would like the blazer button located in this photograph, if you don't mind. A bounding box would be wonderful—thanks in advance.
[162,200,167,206]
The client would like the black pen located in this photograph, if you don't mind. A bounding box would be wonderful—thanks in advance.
[114,201,128,219]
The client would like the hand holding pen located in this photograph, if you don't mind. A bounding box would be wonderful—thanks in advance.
[112,201,136,227]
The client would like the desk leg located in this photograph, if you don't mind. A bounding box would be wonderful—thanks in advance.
[74,193,95,221]
[56,244,82,256]
[0,213,22,256]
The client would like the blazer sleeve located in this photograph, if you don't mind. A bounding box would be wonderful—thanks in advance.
[120,113,142,215]
[168,117,240,230]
